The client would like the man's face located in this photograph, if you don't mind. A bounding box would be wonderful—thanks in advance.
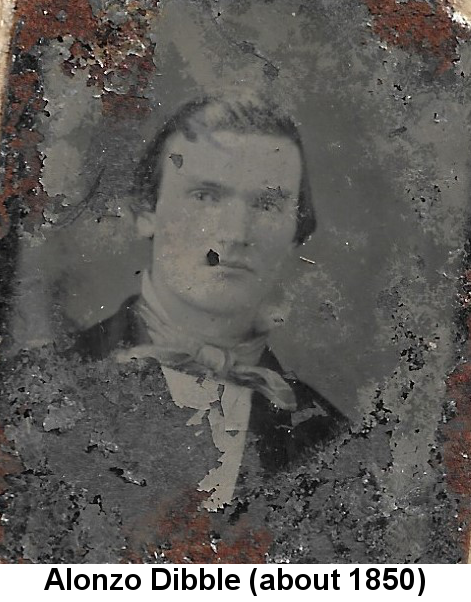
[139,129,302,318]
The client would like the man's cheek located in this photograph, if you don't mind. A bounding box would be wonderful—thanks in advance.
[159,219,193,248]
[159,233,210,269]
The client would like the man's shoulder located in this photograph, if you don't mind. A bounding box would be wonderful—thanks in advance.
[250,346,350,473]
[72,295,142,360]
[258,346,347,421]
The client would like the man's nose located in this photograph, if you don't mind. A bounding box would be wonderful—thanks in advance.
[217,199,251,246]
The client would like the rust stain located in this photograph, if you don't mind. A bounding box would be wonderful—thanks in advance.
[0,0,159,239]
[363,0,469,72]
[444,268,471,561]
[0,425,24,558]
[124,491,272,563]
[101,92,151,118]
[157,508,272,564]
[0,0,97,236]
[0,67,47,238]
[216,525,272,564]
[15,0,96,52]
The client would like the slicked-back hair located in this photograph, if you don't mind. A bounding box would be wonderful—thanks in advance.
[133,91,316,245]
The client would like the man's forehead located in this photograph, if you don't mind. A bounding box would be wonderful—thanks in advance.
[163,130,302,189]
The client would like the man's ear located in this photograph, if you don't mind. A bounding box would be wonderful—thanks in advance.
[136,210,156,238]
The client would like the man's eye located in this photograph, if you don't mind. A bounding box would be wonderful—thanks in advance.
[191,190,218,203]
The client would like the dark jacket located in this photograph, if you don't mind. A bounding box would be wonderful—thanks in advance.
[73,296,349,475]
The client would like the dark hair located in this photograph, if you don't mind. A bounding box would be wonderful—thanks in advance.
[134,91,316,244]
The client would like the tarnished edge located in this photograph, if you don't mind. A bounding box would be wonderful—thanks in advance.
[0,0,15,139]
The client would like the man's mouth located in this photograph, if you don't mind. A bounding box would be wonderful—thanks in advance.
[206,249,253,273]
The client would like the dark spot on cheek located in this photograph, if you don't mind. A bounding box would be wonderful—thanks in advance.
[169,153,183,168]
[207,249,219,266]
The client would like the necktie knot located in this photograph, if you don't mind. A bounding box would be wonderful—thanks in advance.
[194,345,234,377]
[122,271,298,412]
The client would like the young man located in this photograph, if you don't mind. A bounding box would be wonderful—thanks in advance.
[75,92,348,506]
[0,92,348,562]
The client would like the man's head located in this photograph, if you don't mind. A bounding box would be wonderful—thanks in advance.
[134,91,316,320]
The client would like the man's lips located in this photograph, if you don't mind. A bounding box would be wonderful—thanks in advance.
[204,249,254,273]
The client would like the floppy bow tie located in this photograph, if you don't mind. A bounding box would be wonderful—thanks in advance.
[115,272,297,412]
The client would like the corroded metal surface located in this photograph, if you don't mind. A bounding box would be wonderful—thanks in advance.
[0,0,470,564]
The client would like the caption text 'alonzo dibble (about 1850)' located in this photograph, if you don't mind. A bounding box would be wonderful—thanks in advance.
[44,566,426,596]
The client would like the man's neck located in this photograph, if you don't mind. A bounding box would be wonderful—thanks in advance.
[145,271,260,348]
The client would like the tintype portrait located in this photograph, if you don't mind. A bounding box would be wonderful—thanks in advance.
[1,0,471,564]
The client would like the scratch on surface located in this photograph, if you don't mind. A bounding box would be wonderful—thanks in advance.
[299,256,316,265]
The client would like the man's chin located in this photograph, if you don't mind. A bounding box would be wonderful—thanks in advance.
[183,290,262,318]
